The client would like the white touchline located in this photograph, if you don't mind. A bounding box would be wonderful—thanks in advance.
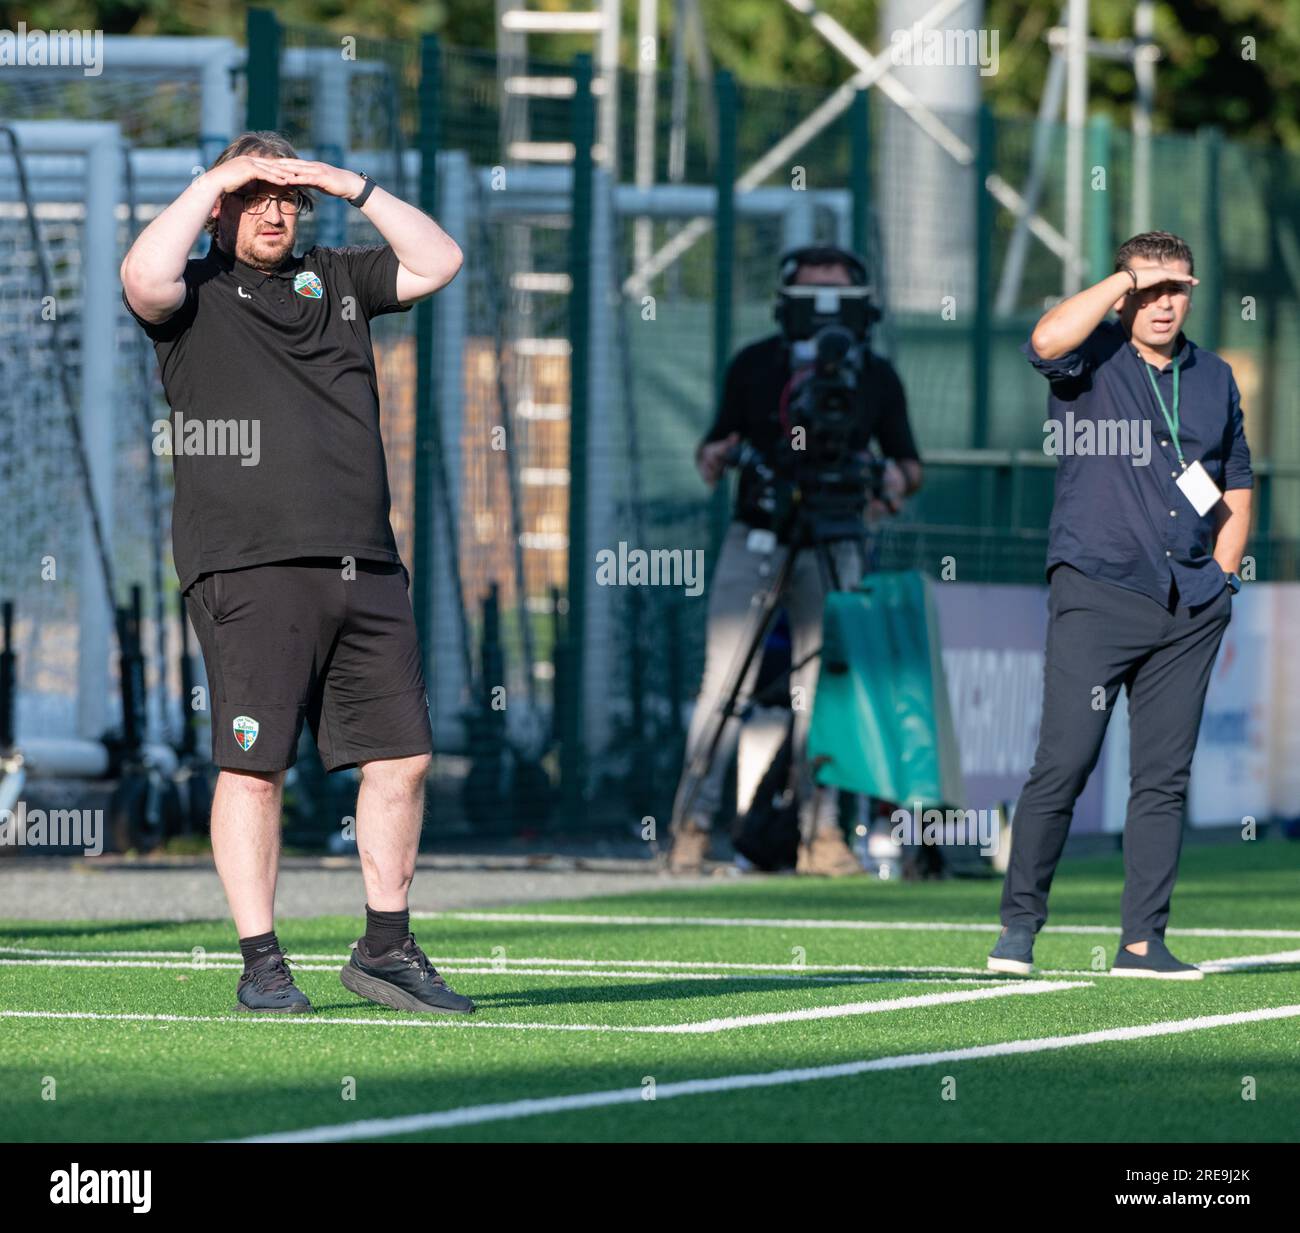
[226,1002,1300,1143]
[0,957,993,986]
[1197,949,1300,973]
[0,946,1018,976]
[422,912,1300,940]
[0,1010,629,1033]
[0,945,993,972]
[0,946,353,961]
[640,980,1091,1033]
[6,945,1297,977]
[0,981,1077,1037]
[6,953,1296,982]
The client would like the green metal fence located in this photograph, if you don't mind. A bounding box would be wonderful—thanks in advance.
[5,14,1300,843]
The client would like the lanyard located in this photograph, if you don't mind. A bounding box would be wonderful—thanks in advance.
[1145,358,1183,468]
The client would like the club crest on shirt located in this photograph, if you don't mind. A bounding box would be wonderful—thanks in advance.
[232,715,260,751]
[293,271,323,299]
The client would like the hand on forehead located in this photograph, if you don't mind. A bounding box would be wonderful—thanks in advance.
[1139,281,1191,299]
[246,178,293,197]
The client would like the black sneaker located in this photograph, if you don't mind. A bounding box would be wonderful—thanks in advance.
[1110,937,1203,981]
[340,932,476,1015]
[235,953,314,1013]
[987,924,1036,975]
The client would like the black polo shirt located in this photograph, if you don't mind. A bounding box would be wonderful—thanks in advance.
[1024,319,1253,608]
[702,332,920,529]
[122,242,411,591]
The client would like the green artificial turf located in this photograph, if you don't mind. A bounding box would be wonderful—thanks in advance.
[1,842,1297,1142]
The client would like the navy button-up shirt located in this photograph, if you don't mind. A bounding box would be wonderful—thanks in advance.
[1024,319,1253,608]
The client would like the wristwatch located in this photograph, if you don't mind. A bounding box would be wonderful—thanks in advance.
[1226,572,1242,594]
[348,172,376,208]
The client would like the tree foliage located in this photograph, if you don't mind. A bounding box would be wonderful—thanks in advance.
[3,1,1296,146]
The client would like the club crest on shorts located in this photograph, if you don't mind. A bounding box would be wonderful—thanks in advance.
[232,715,260,752]
[293,270,323,299]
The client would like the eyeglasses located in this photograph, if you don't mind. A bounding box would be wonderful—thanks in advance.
[233,191,309,216]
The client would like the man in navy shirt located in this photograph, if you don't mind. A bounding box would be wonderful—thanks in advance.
[988,231,1252,981]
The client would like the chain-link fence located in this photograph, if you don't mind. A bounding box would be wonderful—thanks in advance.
[3,18,1299,844]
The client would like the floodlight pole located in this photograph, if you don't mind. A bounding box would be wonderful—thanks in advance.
[633,0,658,271]
[995,49,1067,314]
[1044,7,1162,297]
[624,0,1075,298]
[1133,0,1156,233]
[1064,0,1089,295]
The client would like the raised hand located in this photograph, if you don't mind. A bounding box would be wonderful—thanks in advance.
[273,159,367,201]
[208,155,294,195]
[1127,264,1199,294]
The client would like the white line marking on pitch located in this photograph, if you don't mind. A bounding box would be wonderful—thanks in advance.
[0,946,353,961]
[0,957,993,986]
[0,980,1081,1036]
[0,1009,623,1033]
[0,945,994,973]
[6,945,1296,978]
[635,980,1090,1033]
[0,946,1003,976]
[1197,948,1300,973]
[422,912,1300,940]
[227,1002,1300,1142]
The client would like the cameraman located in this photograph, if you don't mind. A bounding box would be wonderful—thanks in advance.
[668,246,923,876]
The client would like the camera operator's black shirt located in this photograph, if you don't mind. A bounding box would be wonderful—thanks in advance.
[122,242,410,592]
[702,332,920,530]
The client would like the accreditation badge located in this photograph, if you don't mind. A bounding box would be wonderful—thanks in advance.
[1175,460,1223,517]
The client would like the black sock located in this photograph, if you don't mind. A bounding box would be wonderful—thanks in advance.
[363,905,410,957]
[239,930,281,971]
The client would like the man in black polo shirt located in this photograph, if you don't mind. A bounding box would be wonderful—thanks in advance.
[989,231,1253,980]
[666,246,923,875]
[121,131,474,1014]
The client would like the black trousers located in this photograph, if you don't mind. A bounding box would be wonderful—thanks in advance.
[1001,564,1232,947]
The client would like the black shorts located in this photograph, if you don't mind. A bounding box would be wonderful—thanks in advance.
[183,558,433,773]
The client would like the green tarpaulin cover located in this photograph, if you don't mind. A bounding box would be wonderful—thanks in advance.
[807,571,964,808]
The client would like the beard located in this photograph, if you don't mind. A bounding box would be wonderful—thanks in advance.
[236,228,294,272]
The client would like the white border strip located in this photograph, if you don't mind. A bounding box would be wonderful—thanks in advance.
[227,1003,1300,1142]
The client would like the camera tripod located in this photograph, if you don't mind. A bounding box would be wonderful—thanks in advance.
[673,499,879,833]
